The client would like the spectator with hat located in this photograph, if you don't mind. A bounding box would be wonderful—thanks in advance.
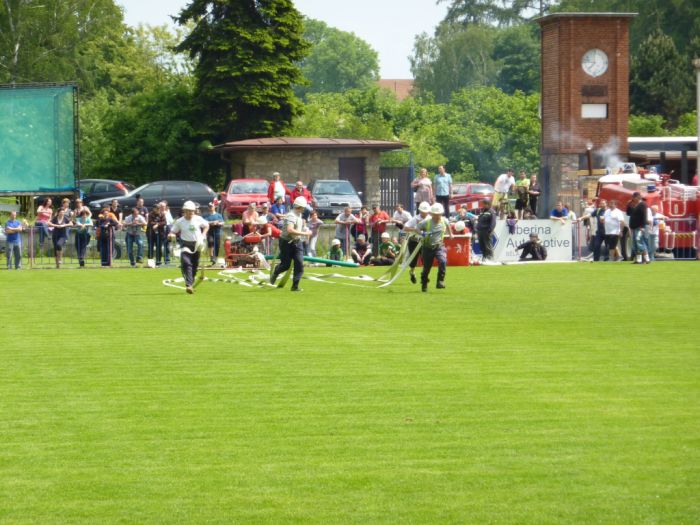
[371,232,398,266]
[328,238,344,263]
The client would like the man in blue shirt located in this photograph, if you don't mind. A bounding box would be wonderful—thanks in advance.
[550,202,569,224]
[433,165,453,215]
[270,197,287,229]
[5,211,25,269]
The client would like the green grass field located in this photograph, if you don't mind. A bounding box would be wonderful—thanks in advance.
[1,263,699,524]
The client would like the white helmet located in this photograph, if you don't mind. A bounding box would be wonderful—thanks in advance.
[182,201,197,211]
[293,196,307,208]
[381,232,390,239]
[430,203,444,215]
[418,202,431,213]
[454,220,466,233]
[331,238,341,246]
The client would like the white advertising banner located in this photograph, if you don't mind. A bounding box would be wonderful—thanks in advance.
[491,220,573,262]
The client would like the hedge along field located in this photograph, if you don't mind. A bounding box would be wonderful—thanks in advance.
[1,263,699,524]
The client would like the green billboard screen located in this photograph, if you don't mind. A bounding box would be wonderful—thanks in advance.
[0,84,78,193]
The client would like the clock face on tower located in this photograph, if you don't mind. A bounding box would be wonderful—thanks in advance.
[581,48,608,77]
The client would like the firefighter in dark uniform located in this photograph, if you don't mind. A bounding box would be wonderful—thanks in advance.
[476,198,497,261]
[270,196,311,291]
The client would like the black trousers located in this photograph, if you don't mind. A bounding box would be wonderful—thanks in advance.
[436,195,450,213]
[421,244,446,284]
[408,238,421,270]
[592,231,606,261]
[180,241,200,286]
[273,238,304,285]
[477,231,494,260]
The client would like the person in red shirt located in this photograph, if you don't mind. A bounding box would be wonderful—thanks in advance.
[369,204,390,256]
[289,180,315,219]
[267,172,291,204]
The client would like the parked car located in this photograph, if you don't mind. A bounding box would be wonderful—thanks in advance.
[0,224,6,253]
[307,179,363,218]
[449,182,495,213]
[89,180,217,216]
[220,178,269,219]
[79,178,135,205]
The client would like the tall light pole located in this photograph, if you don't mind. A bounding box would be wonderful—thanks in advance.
[693,58,700,181]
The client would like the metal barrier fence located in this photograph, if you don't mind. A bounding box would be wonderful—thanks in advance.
[3,224,407,269]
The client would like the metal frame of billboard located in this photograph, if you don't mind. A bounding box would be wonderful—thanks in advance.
[0,82,80,197]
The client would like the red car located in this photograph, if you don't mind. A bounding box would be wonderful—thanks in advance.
[220,178,269,219]
[449,182,495,213]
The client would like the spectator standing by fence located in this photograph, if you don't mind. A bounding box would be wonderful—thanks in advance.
[433,165,453,214]
[5,211,24,270]
[123,207,146,267]
[306,210,323,257]
[147,205,166,266]
[74,209,92,267]
[49,208,72,268]
[35,197,53,247]
[369,204,390,256]
[335,206,358,254]
[528,174,542,217]
[412,168,434,210]
[96,207,119,267]
[202,202,224,264]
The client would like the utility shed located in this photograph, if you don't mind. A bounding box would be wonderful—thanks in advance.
[212,137,407,206]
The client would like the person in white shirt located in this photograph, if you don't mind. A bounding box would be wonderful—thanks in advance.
[493,169,515,210]
[603,200,625,261]
[169,201,209,294]
[391,203,413,240]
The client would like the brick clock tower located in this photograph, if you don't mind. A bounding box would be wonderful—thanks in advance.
[538,12,635,213]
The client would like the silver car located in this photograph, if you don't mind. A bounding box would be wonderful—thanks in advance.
[308,179,363,219]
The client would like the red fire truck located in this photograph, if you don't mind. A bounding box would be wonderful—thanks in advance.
[595,172,698,259]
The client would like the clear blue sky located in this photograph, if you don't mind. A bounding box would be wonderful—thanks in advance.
[116,0,448,78]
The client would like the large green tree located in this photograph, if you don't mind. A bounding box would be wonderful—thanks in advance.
[0,0,125,90]
[630,30,693,127]
[175,0,309,144]
[296,18,379,98]
[411,22,497,103]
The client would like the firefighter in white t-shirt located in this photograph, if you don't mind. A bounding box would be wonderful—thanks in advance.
[169,201,209,294]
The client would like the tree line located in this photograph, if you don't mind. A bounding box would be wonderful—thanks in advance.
[0,0,697,188]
